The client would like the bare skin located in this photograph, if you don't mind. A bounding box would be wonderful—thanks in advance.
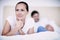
[46,25,54,32]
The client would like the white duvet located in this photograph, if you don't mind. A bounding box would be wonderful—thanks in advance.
[0,32,60,40]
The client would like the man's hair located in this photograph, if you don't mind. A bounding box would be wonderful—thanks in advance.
[31,10,39,17]
[15,1,29,11]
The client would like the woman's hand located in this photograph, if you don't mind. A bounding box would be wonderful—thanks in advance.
[15,20,24,30]
[18,29,25,35]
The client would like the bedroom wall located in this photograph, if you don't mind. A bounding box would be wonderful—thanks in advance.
[3,6,60,27]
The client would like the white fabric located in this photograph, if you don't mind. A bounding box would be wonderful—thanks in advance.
[0,32,59,40]
[34,18,59,32]
[6,16,34,34]
[22,18,34,34]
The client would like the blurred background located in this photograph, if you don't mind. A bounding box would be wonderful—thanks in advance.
[0,0,60,35]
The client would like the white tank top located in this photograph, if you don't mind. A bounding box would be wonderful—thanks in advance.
[6,16,34,35]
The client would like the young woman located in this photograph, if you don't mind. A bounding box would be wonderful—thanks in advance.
[2,1,34,36]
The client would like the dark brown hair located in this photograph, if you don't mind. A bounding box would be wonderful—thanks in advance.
[15,1,29,11]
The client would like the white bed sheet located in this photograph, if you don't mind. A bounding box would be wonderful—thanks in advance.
[0,32,60,40]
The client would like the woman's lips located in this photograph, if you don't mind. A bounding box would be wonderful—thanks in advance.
[17,14,23,17]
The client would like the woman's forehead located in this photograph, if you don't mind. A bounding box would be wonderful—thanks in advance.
[16,3,26,9]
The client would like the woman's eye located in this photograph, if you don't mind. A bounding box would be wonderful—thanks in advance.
[21,9,24,11]
[16,9,19,11]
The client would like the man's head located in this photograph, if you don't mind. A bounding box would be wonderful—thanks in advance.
[31,10,39,22]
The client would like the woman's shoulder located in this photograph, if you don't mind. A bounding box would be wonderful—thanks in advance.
[6,16,16,21]
[7,16,16,20]
[6,16,16,25]
[25,17,34,27]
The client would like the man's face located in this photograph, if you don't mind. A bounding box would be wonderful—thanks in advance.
[32,13,39,22]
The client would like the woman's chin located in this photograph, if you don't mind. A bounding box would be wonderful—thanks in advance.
[18,18,24,21]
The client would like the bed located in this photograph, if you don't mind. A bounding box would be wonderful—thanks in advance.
[0,32,60,40]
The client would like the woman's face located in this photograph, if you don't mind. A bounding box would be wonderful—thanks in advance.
[15,3,28,20]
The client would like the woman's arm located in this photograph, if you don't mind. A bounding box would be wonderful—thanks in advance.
[18,27,34,35]
[27,27,34,34]
[2,20,19,36]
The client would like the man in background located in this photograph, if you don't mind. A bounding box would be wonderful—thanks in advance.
[31,10,54,33]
